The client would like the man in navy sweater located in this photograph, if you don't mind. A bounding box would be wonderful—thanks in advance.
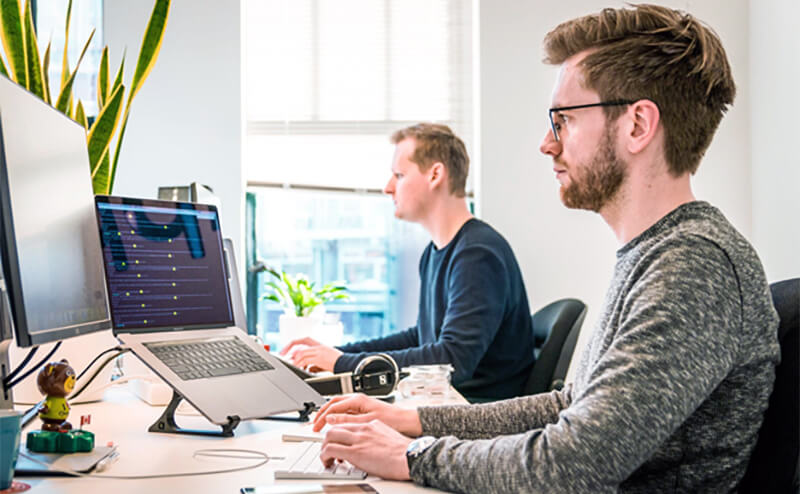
[281,123,535,400]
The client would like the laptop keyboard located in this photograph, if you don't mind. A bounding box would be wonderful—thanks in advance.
[144,337,273,380]
[274,441,367,480]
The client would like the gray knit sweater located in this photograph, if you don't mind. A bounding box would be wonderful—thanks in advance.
[408,202,780,493]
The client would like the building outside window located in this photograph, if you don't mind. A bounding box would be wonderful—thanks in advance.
[243,0,474,349]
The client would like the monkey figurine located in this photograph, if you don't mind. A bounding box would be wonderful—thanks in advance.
[36,359,76,432]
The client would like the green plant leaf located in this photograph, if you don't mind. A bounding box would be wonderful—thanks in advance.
[74,99,87,129]
[111,50,125,92]
[22,0,43,99]
[92,153,110,195]
[0,50,8,77]
[0,0,26,86]
[40,39,51,104]
[97,45,108,109]
[60,0,72,90]
[55,28,94,114]
[88,83,124,180]
[107,0,171,195]
[129,0,169,103]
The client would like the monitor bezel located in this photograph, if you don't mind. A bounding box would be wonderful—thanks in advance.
[94,195,236,335]
[0,77,112,347]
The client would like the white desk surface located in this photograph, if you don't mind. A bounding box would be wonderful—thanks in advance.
[16,384,467,494]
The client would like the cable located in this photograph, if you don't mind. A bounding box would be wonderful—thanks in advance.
[69,349,130,400]
[18,448,277,479]
[4,341,62,389]
[76,346,125,381]
[2,346,38,385]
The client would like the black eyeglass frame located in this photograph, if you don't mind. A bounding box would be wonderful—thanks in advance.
[548,100,635,142]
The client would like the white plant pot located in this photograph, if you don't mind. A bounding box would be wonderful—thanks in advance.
[278,314,322,348]
[278,313,345,349]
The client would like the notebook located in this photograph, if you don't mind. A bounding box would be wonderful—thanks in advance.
[94,195,325,426]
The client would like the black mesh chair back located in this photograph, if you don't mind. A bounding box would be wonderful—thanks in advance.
[523,298,587,395]
[739,278,799,493]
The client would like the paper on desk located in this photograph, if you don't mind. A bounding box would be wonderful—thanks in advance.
[16,445,117,475]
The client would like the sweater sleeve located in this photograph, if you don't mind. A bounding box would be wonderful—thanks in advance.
[417,386,573,439]
[336,245,510,383]
[333,327,420,373]
[408,237,744,493]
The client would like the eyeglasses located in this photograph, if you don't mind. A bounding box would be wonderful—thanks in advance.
[548,100,634,142]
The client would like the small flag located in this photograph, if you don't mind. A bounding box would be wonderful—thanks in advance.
[80,414,91,428]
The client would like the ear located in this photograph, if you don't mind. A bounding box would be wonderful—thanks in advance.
[428,162,447,190]
[624,99,660,155]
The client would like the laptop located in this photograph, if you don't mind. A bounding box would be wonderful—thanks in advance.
[93,195,325,426]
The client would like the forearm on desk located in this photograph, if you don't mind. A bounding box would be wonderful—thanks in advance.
[417,387,571,439]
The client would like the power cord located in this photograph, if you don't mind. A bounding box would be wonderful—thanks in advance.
[1,346,38,384]
[76,346,127,381]
[18,448,279,479]
[69,348,130,401]
[4,341,62,389]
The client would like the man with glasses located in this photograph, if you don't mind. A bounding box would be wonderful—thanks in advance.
[302,5,781,493]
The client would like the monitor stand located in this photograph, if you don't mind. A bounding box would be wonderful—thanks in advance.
[1,280,15,411]
[0,340,13,411]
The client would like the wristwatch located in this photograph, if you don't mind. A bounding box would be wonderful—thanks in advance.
[406,435,437,469]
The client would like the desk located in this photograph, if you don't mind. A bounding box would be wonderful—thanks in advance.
[16,384,466,493]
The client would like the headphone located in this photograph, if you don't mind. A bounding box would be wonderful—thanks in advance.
[304,353,399,397]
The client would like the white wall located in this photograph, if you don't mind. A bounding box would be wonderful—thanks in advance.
[478,0,756,379]
[103,0,243,256]
[750,0,800,283]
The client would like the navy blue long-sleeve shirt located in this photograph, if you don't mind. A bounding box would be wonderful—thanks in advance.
[334,219,535,400]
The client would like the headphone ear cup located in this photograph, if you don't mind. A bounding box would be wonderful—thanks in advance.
[352,354,399,396]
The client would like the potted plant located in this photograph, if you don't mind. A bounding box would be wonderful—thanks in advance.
[259,267,350,347]
[0,0,170,194]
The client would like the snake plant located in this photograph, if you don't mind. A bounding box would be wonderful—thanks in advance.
[0,0,170,194]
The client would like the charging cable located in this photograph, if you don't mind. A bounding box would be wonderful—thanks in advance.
[18,448,279,479]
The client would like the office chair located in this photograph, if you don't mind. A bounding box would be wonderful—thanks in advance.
[739,278,800,493]
[522,298,587,395]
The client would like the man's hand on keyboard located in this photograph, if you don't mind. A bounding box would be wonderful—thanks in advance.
[313,394,423,437]
[320,419,413,481]
[280,337,342,372]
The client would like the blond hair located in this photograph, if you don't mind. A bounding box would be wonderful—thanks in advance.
[390,123,469,197]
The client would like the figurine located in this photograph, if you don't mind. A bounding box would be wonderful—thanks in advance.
[36,359,76,431]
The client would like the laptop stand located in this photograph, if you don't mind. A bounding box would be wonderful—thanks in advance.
[149,389,240,437]
[260,401,316,423]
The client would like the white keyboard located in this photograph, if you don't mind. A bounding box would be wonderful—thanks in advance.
[274,441,367,480]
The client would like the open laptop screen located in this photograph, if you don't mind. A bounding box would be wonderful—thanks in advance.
[94,196,234,332]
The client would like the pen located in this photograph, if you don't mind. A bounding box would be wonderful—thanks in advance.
[94,450,120,473]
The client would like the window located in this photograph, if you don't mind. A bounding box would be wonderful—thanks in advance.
[35,0,104,117]
[243,0,474,347]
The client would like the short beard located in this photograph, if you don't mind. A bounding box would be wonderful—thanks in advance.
[560,126,626,212]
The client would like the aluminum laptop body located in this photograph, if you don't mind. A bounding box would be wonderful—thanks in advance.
[94,195,324,426]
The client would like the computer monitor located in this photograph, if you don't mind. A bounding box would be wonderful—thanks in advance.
[0,74,111,408]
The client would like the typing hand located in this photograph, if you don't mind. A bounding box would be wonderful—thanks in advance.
[280,337,324,356]
[313,393,423,437]
[320,420,413,481]
[287,343,342,373]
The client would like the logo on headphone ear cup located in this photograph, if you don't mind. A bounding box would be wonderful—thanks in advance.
[352,353,399,396]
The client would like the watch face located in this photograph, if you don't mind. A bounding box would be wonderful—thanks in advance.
[407,436,436,458]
